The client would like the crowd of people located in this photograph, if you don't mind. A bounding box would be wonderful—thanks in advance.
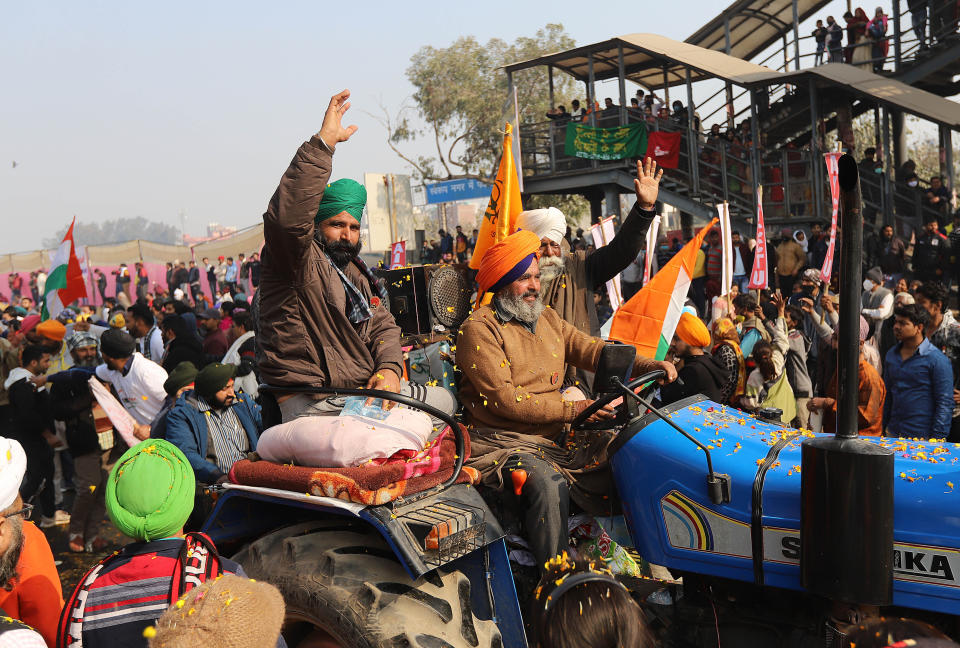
[812,8,890,70]
[3,254,262,319]
[811,1,960,68]
[809,0,960,69]
[630,209,960,444]
[0,89,957,647]
[0,255,267,644]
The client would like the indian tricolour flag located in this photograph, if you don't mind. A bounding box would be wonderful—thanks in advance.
[41,218,87,321]
[609,218,718,360]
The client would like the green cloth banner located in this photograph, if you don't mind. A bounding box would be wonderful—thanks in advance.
[564,121,648,160]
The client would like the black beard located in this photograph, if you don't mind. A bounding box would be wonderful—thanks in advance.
[318,236,362,268]
[0,517,23,591]
[215,395,235,409]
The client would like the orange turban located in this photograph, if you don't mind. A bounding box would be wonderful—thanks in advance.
[36,320,66,342]
[476,230,542,299]
[675,312,710,348]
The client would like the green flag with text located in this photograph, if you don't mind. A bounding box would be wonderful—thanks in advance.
[564,121,647,160]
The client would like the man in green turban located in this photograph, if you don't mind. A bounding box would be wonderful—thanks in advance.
[58,439,251,647]
[257,89,455,422]
[105,439,195,542]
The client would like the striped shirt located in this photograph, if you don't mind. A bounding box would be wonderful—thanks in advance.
[706,244,723,279]
[62,539,243,648]
[197,396,250,473]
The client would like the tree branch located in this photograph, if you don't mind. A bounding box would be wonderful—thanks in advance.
[369,104,436,180]
[430,115,453,178]
[446,130,473,170]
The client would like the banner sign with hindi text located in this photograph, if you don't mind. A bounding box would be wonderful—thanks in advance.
[748,187,768,290]
[821,152,842,283]
[564,122,648,161]
[424,178,492,204]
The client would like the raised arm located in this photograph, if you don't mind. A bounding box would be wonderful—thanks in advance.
[584,158,660,288]
[262,90,359,277]
[766,293,790,374]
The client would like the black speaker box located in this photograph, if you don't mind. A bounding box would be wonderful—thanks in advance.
[383,264,472,336]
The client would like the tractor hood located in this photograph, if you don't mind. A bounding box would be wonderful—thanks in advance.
[610,395,960,616]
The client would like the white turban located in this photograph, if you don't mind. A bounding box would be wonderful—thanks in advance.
[516,207,566,246]
[0,438,26,511]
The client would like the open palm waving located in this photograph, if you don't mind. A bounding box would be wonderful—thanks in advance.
[634,157,663,211]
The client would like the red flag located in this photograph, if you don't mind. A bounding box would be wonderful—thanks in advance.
[389,241,406,269]
[748,187,768,290]
[645,131,682,169]
[821,152,842,283]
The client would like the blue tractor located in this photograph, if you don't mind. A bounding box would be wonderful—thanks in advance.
[201,156,959,646]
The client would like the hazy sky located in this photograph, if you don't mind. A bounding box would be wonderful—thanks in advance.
[1,0,860,253]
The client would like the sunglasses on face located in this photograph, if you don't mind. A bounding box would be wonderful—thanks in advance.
[4,504,32,521]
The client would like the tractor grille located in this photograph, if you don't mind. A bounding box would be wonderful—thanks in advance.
[397,499,486,568]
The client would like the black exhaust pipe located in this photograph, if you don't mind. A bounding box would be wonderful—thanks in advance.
[799,154,894,605]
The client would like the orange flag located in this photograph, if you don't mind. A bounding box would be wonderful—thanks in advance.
[610,218,717,360]
[469,123,523,270]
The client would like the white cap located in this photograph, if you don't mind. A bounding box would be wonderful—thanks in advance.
[516,207,566,246]
[0,438,26,511]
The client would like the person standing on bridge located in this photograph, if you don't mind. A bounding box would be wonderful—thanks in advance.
[826,16,844,62]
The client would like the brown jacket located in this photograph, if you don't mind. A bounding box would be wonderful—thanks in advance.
[457,303,656,438]
[257,136,403,388]
[775,239,806,277]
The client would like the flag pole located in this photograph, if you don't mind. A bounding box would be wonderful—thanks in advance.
[724,202,733,316]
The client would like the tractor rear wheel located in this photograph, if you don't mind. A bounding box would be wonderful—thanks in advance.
[233,520,503,648]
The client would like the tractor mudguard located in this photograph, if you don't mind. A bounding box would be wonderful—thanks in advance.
[203,482,504,578]
[203,483,526,647]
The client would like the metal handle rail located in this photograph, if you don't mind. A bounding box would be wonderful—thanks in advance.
[257,384,465,490]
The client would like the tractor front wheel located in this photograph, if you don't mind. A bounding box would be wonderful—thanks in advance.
[233,520,503,648]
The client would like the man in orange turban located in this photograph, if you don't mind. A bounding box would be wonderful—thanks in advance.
[659,311,730,406]
[458,231,676,570]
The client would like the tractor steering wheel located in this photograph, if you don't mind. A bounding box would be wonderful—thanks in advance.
[571,369,667,431]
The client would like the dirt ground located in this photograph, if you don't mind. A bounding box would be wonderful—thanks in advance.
[38,491,127,595]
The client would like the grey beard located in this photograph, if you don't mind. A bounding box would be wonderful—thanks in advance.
[496,290,545,325]
[0,517,23,591]
[538,257,564,294]
[73,356,99,368]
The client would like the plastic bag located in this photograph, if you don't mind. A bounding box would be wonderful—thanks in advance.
[570,515,642,577]
[340,396,391,421]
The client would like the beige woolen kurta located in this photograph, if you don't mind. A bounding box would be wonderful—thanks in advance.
[457,303,658,514]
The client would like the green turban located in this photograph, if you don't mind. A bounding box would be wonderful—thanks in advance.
[315,178,367,224]
[195,362,237,401]
[106,439,195,542]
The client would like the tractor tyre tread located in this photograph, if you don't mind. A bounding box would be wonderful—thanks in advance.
[233,520,503,648]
